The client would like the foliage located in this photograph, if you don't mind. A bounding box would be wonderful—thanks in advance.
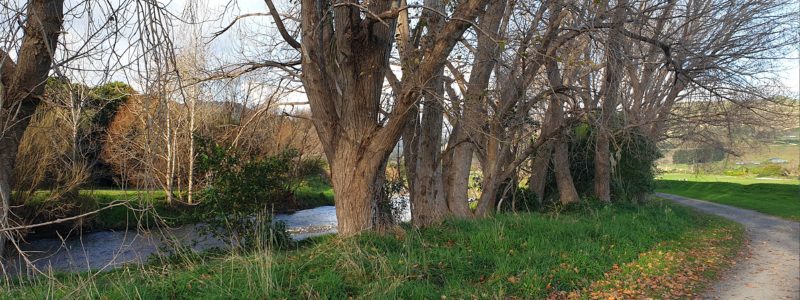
[4,201,744,299]
[749,164,787,177]
[656,173,800,221]
[196,137,295,250]
[536,122,662,206]
[499,185,538,213]
[88,81,135,128]
[612,130,663,202]
[294,174,335,209]
[723,168,749,176]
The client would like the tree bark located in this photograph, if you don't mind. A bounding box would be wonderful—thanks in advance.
[329,146,387,235]
[594,0,626,202]
[544,58,580,205]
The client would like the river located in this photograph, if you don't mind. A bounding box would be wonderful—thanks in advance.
[1,198,410,276]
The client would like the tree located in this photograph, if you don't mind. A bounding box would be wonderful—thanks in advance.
[0,0,65,259]
[267,0,492,235]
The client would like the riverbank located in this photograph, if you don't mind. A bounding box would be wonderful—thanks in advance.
[15,175,335,236]
[656,173,800,221]
[3,199,744,299]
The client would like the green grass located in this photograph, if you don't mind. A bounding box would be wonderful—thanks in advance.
[4,200,744,299]
[294,174,335,208]
[656,173,800,221]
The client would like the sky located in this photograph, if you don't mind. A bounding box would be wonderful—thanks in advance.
[779,50,800,93]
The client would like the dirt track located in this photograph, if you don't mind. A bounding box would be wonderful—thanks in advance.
[658,193,800,300]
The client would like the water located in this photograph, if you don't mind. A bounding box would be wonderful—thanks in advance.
[1,198,410,275]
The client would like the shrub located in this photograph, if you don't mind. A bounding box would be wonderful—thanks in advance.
[499,186,538,213]
[750,164,786,177]
[196,137,294,250]
[723,168,748,176]
[535,122,662,206]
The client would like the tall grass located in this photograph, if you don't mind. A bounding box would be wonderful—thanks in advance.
[2,199,742,299]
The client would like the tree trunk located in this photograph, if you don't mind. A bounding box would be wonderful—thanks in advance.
[529,95,559,202]
[594,130,612,201]
[329,147,386,235]
[443,130,474,217]
[402,112,419,215]
[410,53,448,227]
[544,59,580,205]
[553,137,579,204]
[528,143,552,203]
[473,173,498,217]
[0,145,16,259]
[442,0,507,218]
[297,0,491,235]
[594,0,626,202]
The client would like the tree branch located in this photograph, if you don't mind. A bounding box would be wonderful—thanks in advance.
[264,0,301,49]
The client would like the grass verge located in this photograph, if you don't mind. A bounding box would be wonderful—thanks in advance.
[4,199,743,299]
[656,173,800,221]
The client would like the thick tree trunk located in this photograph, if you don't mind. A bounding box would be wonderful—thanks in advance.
[594,131,612,201]
[553,137,579,204]
[594,0,626,202]
[410,68,448,227]
[298,0,491,235]
[528,144,552,202]
[329,147,386,236]
[443,132,474,217]
[473,173,498,217]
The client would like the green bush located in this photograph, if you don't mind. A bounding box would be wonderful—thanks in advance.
[533,122,662,207]
[750,164,786,177]
[723,168,748,176]
[196,137,294,250]
[296,156,327,178]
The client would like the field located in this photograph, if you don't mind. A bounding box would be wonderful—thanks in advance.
[658,143,799,173]
[656,173,800,221]
[4,200,744,299]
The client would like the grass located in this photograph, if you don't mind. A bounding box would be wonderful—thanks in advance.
[656,173,800,221]
[294,174,336,209]
[3,200,744,299]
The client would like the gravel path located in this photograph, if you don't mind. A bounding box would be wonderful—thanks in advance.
[657,193,800,300]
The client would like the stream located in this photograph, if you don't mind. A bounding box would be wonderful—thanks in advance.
[1,198,410,276]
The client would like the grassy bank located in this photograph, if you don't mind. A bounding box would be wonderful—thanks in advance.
[4,200,743,299]
[656,173,800,221]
